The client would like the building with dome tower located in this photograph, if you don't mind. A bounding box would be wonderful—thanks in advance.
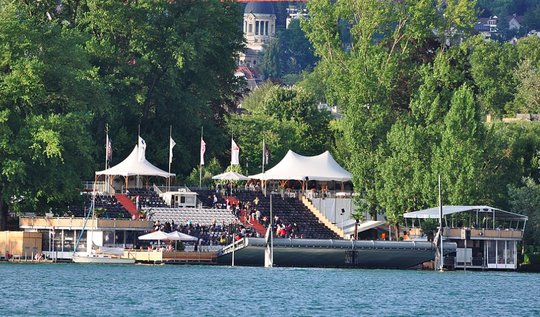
[238,2,277,68]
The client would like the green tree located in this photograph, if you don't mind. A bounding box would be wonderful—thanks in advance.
[259,37,281,80]
[513,59,540,113]
[469,38,518,117]
[432,84,485,205]
[227,85,332,175]
[80,0,244,176]
[184,157,222,188]
[280,19,318,75]
[377,121,432,231]
[0,2,98,228]
[304,0,477,217]
[508,177,540,246]
[523,4,540,30]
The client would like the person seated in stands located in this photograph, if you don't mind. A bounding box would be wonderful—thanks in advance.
[403,231,409,240]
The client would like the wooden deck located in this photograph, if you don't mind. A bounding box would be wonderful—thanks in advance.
[128,250,218,264]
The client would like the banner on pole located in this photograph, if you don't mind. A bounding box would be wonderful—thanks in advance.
[200,138,206,166]
[169,137,176,164]
[231,139,240,165]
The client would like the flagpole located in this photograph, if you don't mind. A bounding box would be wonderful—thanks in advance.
[105,124,109,193]
[199,126,203,188]
[168,125,172,192]
[439,174,444,272]
[262,138,265,174]
[137,124,141,190]
[229,136,233,197]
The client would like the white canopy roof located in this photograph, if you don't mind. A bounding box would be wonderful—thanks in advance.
[212,171,249,181]
[95,145,174,178]
[166,231,198,242]
[357,221,387,233]
[138,230,170,241]
[403,205,528,221]
[249,150,352,181]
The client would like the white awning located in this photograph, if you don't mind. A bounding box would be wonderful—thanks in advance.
[357,221,387,233]
[403,205,528,221]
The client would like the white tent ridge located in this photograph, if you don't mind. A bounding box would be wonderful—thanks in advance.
[96,145,174,178]
[249,150,351,182]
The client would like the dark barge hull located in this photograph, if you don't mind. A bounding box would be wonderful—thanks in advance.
[217,238,456,269]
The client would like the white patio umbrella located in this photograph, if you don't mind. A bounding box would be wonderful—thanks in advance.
[212,171,249,181]
[138,230,170,240]
[212,171,249,196]
[138,230,170,248]
[166,231,198,251]
[167,231,198,242]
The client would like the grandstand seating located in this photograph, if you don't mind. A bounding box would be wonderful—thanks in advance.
[127,187,167,208]
[68,194,131,219]
[234,191,341,240]
[191,189,226,208]
[149,207,238,226]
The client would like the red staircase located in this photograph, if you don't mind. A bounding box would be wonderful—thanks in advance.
[115,194,140,219]
[239,211,267,236]
[226,195,267,236]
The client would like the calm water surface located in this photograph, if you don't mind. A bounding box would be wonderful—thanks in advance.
[0,263,538,316]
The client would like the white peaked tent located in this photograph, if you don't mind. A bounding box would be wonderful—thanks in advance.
[95,145,174,178]
[249,150,352,181]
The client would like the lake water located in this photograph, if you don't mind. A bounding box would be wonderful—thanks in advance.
[0,263,538,316]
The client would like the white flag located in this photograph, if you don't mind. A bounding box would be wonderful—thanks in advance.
[169,137,176,164]
[200,138,206,166]
[138,136,146,161]
[231,139,240,165]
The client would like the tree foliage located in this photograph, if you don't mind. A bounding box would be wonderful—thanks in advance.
[0,2,98,227]
[227,84,332,175]
[0,0,243,228]
[509,177,540,246]
[304,0,478,218]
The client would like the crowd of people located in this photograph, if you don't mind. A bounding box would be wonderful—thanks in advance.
[151,218,260,247]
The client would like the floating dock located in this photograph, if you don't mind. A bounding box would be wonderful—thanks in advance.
[218,238,457,269]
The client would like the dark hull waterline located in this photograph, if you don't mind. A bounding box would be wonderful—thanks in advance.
[218,238,456,269]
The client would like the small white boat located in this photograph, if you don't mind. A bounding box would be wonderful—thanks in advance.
[72,252,135,264]
[72,188,135,264]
